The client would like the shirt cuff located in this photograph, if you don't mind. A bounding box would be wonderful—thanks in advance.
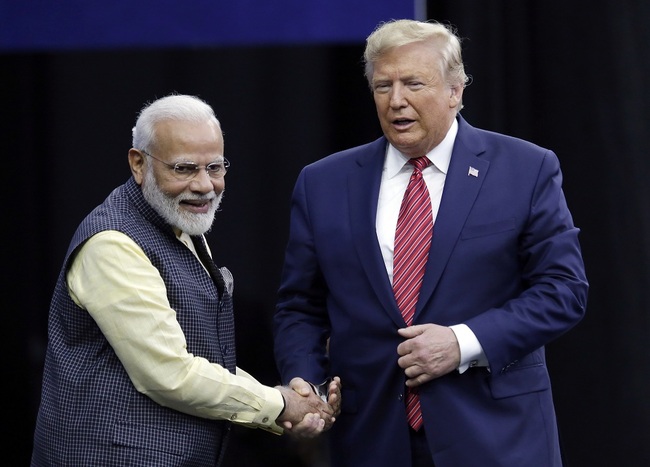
[232,367,285,434]
[449,324,489,374]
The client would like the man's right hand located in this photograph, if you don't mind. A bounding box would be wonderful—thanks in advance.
[275,377,334,437]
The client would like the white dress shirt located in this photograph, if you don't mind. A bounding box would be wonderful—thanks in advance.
[375,118,488,373]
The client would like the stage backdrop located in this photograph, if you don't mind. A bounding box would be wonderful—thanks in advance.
[1,0,423,50]
[2,1,649,466]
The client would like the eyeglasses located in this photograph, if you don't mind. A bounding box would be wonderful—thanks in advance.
[141,150,229,180]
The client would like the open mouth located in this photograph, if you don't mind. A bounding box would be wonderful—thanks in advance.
[393,118,415,128]
[181,199,211,214]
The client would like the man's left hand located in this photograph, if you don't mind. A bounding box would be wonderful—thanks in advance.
[397,323,461,386]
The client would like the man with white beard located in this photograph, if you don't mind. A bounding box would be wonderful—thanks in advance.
[32,94,340,467]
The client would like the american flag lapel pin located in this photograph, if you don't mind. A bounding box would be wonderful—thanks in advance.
[468,166,479,177]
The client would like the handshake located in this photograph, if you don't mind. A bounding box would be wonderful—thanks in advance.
[275,376,341,438]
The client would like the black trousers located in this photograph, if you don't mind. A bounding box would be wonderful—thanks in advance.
[410,427,435,467]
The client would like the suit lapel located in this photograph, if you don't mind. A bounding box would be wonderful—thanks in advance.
[347,119,491,325]
[348,138,407,326]
[415,117,489,319]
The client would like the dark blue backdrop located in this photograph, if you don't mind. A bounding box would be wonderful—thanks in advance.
[1,0,422,51]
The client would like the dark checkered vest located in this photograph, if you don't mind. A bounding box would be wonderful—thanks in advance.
[32,177,236,466]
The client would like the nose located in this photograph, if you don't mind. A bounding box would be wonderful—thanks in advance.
[389,84,408,108]
[189,168,220,193]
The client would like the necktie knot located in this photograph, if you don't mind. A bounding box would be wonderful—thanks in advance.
[409,156,430,172]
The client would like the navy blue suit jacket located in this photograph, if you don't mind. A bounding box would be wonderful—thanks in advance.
[274,116,588,467]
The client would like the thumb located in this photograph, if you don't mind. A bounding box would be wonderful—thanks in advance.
[289,377,313,396]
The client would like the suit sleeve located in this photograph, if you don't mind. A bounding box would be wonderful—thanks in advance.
[274,168,332,385]
[464,150,588,372]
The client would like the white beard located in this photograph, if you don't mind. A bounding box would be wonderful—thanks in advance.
[141,168,222,236]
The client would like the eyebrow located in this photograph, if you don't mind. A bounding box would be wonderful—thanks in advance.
[172,156,225,164]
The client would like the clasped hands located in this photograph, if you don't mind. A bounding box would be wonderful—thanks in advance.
[397,323,461,387]
[275,376,341,438]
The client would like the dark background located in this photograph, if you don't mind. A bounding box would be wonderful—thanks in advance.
[3,1,649,465]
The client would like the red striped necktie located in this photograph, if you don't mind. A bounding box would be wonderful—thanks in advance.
[392,156,433,431]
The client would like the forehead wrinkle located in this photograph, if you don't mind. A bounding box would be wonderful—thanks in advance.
[373,60,431,82]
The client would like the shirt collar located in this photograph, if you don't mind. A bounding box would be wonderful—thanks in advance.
[384,117,458,178]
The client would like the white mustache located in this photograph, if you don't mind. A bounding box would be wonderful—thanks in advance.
[177,192,219,203]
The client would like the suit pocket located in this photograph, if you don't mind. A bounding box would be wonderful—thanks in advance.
[461,218,516,239]
[487,356,551,399]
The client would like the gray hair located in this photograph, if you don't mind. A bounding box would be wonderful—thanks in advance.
[132,94,220,152]
[363,19,469,90]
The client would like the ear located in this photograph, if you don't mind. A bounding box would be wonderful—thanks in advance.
[128,148,146,185]
[449,85,463,108]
